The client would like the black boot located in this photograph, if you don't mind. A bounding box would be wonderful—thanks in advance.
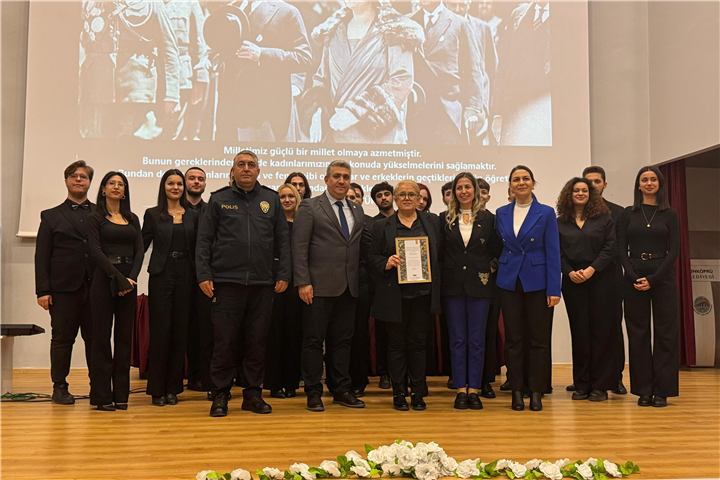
[52,384,75,405]
[511,391,525,411]
[210,391,229,417]
[529,392,543,411]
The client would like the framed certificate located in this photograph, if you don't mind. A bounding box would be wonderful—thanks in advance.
[395,236,432,284]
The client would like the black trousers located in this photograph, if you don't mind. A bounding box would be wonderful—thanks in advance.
[624,272,679,397]
[90,264,136,405]
[482,294,502,385]
[210,283,273,398]
[384,295,433,396]
[147,258,192,397]
[613,265,626,382]
[301,288,356,396]
[49,282,93,386]
[264,287,303,392]
[186,282,202,385]
[349,281,372,390]
[562,268,618,392]
[375,317,389,376]
[196,288,214,390]
[500,281,554,393]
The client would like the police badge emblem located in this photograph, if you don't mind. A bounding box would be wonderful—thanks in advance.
[260,201,270,213]
[479,272,490,285]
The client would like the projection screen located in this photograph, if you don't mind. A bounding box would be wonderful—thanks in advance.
[18,0,589,236]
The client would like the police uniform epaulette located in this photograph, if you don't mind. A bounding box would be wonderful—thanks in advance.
[261,185,279,194]
[210,185,231,195]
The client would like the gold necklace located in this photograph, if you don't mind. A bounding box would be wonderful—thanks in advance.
[641,205,657,228]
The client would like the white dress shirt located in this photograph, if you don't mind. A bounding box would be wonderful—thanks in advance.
[325,190,355,234]
[423,4,444,28]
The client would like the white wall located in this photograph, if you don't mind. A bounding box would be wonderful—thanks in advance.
[3,1,719,368]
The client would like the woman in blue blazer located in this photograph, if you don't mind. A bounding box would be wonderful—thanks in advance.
[495,165,562,412]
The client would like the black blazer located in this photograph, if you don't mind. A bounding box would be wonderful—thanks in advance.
[142,206,198,276]
[440,209,501,298]
[35,200,96,297]
[365,211,442,323]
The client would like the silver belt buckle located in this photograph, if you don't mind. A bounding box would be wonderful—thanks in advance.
[641,253,650,260]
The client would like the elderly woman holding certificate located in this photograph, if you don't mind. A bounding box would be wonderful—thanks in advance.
[365,180,441,411]
[300,1,424,144]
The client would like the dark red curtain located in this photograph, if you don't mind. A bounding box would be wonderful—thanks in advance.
[659,159,696,366]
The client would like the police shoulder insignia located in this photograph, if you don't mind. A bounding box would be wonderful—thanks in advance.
[479,272,490,285]
[260,201,270,214]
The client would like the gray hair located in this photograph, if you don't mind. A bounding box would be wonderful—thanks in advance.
[326,159,352,177]
[234,149,258,164]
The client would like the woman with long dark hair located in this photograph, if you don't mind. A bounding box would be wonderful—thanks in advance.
[264,184,304,399]
[285,172,312,199]
[417,183,433,212]
[88,172,144,411]
[142,169,199,406]
[617,166,679,407]
[495,165,561,412]
[440,173,501,410]
[556,177,617,402]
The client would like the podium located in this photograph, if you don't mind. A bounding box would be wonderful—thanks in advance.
[1,324,45,393]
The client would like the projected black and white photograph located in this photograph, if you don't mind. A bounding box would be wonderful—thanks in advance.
[78,0,551,146]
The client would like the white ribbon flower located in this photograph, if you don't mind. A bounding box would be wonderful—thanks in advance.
[586,458,598,467]
[415,463,439,480]
[509,462,527,478]
[350,466,370,478]
[263,468,284,479]
[413,443,429,459]
[577,464,593,480]
[456,459,480,479]
[554,459,570,469]
[231,469,252,480]
[397,449,419,472]
[495,459,510,471]
[382,464,402,477]
[439,455,458,477]
[604,461,622,478]
[197,471,212,480]
[525,459,542,470]
[345,451,364,465]
[538,462,563,480]
[289,463,316,480]
[320,461,341,478]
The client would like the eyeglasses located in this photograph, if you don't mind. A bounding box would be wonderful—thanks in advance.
[397,193,417,199]
[107,181,125,188]
[69,174,90,181]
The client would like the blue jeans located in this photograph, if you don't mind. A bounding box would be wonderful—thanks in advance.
[444,292,491,390]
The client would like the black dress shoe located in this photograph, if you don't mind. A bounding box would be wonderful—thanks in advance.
[152,396,167,407]
[96,404,116,412]
[52,384,75,405]
[352,387,366,398]
[511,391,524,411]
[411,394,426,411]
[468,393,483,410]
[500,380,511,391]
[285,389,297,398]
[566,383,576,392]
[378,375,391,389]
[186,380,205,392]
[572,390,589,401]
[333,392,365,408]
[207,392,213,401]
[652,395,667,408]
[529,392,543,411]
[637,395,653,407]
[480,384,496,399]
[454,392,469,410]
[612,381,628,395]
[393,394,409,411]
[270,390,286,399]
[242,396,272,414]
[114,403,128,410]
[307,395,325,412]
[589,390,608,402]
[446,377,454,389]
[166,393,178,405]
[210,392,229,417]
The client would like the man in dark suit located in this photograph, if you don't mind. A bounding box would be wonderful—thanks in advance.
[409,0,485,145]
[35,161,96,405]
[293,160,366,411]
[212,0,312,141]
[584,166,628,396]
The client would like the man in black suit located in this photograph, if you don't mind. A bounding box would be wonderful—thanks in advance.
[293,160,366,411]
[409,0,485,145]
[35,161,96,405]
[213,0,312,141]
[584,166,628,396]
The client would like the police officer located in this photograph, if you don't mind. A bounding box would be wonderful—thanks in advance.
[196,150,291,417]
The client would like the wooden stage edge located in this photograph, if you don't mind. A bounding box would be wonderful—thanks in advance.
[1,365,719,480]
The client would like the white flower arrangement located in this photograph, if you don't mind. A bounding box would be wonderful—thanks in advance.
[196,441,641,480]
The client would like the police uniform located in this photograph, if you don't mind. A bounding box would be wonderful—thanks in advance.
[195,182,291,400]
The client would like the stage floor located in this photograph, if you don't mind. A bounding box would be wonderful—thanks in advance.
[1,366,719,480]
